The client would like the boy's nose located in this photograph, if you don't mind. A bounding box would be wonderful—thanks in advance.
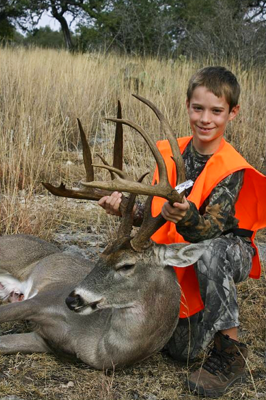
[200,111,211,124]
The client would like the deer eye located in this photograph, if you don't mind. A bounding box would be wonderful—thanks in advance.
[116,263,136,275]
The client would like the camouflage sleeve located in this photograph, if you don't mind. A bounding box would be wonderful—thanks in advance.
[176,170,245,242]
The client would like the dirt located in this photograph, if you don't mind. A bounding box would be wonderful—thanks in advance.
[0,228,265,400]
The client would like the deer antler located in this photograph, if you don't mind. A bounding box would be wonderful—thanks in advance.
[81,95,187,251]
[132,94,186,185]
[82,95,186,205]
[42,101,124,202]
[43,96,187,251]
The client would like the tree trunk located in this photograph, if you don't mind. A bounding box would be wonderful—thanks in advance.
[54,14,74,51]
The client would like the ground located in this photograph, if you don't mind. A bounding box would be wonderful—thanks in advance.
[0,219,265,400]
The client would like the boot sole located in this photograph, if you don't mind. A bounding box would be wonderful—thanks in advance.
[188,374,246,398]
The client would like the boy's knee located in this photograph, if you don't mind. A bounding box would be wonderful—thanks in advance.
[196,236,233,278]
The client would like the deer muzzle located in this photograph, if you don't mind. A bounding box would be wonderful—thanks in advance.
[65,290,104,315]
[65,291,85,312]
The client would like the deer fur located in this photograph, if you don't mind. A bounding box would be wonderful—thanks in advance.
[0,234,209,369]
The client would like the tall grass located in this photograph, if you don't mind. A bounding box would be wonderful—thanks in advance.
[0,47,265,400]
[0,47,265,236]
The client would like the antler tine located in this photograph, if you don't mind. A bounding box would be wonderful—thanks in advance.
[82,116,184,204]
[96,153,116,180]
[117,173,148,240]
[113,100,123,171]
[108,117,169,183]
[42,182,111,201]
[89,164,129,180]
[131,196,165,252]
[42,118,104,200]
[77,118,94,182]
[42,102,125,202]
[82,115,168,186]
[95,100,123,181]
[132,94,186,185]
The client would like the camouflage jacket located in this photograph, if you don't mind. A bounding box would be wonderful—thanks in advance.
[134,140,244,243]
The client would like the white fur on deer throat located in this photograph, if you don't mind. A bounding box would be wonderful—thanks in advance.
[0,273,38,301]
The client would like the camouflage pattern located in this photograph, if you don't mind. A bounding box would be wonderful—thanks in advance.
[165,233,254,361]
[133,140,245,240]
[176,141,245,242]
[133,140,254,359]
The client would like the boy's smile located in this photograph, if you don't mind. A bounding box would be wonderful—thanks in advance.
[186,86,239,155]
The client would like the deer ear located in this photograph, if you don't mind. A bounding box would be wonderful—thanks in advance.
[158,240,211,268]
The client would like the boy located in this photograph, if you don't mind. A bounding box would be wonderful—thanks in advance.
[98,67,266,397]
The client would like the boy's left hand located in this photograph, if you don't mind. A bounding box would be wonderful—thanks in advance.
[161,197,190,224]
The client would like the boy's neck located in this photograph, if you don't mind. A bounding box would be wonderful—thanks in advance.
[192,137,224,155]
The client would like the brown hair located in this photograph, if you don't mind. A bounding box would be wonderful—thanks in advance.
[187,66,240,111]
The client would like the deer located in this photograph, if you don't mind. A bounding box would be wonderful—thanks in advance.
[0,95,211,370]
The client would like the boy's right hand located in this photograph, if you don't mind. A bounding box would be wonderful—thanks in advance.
[161,197,190,224]
[98,191,122,216]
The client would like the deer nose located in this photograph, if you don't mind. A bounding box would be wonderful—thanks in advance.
[65,291,84,311]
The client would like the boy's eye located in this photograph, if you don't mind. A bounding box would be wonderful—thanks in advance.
[193,106,202,111]
[213,109,222,114]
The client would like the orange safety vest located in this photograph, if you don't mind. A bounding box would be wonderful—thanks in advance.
[151,136,266,318]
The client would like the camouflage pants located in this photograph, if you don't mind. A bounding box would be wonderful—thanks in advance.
[166,234,254,361]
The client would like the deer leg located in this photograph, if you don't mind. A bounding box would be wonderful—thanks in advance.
[0,298,39,323]
[0,332,51,354]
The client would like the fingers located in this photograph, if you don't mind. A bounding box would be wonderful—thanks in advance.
[172,200,189,211]
[98,191,122,216]
[161,198,189,224]
[99,192,190,222]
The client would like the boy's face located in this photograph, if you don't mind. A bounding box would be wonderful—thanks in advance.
[186,86,239,154]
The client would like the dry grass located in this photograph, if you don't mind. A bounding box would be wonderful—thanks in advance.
[0,47,266,399]
[0,47,266,235]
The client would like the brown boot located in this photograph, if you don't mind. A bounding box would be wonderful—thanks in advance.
[188,332,248,397]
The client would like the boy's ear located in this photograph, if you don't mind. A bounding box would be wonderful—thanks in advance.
[229,104,240,121]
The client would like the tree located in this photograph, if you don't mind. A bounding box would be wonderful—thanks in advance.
[178,0,266,65]
[76,0,184,56]
[2,0,266,60]
[2,0,183,55]
[245,0,266,21]
[0,0,28,41]
[0,1,106,50]
[17,0,107,51]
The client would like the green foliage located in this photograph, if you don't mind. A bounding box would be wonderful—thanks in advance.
[178,0,216,26]
[0,18,15,41]
[76,0,179,56]
[0,0,28,41]
[1,0,266,62]
[24,26,65,48]
[75,25,103,52]
[74,0,266,61]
